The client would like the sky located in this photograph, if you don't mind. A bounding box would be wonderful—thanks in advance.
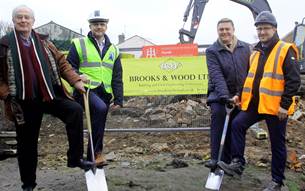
[0,0,304,45]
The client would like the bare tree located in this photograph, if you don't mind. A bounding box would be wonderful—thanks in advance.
[0,21,13,38]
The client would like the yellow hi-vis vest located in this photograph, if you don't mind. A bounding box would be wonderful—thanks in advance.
[241,41,298,115]
[72,37,119,93]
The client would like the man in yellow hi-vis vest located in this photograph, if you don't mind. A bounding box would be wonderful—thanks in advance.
[218,11,300,191]
[67,10,123,167]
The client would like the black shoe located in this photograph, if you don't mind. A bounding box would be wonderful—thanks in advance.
[263,180,282,191]
[96,162,108,169]
[68,159,95,170]
[23,187,33,191]
[204,159,217,170]
[217,158,244,177]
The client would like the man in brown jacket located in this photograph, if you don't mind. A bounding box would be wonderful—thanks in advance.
[0,5,92,191]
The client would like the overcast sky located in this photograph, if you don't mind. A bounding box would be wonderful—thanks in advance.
[0,0,304,45]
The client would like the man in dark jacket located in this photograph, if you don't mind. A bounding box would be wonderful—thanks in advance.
[218,11,300,191]
[205,18,251,169]
[0,5,93,191]
[67,10,123,166]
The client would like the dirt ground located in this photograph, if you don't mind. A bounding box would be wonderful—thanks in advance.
[0,113,305,191]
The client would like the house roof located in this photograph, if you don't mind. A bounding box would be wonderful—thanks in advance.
[117,35,155,48]
[35,21,84,37]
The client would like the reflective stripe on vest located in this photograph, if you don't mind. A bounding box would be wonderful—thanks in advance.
[72,37,119,93]
[241,41,298,115]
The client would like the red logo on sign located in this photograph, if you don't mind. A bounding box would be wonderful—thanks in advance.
[142,44,198,58]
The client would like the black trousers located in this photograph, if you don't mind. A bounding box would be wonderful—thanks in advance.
[209,102,239,163]
[231,105,287,185]
[15,97,83,189]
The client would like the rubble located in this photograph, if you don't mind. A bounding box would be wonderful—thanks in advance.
[0,96,304,189]
[110,96,211,128]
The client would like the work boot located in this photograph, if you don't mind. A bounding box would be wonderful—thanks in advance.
[68,159,95,170]
[23,187,33,191]
[204,159,217,170]
[262,180,282,191]
[217,158,244,177]
[95,152,108,168]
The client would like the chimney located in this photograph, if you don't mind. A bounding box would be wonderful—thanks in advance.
[118,33,125,44]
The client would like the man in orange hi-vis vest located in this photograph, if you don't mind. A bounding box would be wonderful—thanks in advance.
[218,11,300,191]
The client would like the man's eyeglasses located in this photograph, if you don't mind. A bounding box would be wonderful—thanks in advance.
[256,26,274,32]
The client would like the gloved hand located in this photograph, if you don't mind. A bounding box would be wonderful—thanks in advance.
[220,97,230,105]
[278,107,288,120]
[220,97,235,109]
[10,97,25,125]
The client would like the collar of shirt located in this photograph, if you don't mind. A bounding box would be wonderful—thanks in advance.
[94,37,105,52]
[19,33,32,47]
[261,41,271,48]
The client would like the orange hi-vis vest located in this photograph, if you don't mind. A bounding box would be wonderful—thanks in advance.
[241,40,298,115]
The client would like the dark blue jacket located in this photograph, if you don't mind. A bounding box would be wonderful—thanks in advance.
[206,39,251,104]
[67,32,123,106]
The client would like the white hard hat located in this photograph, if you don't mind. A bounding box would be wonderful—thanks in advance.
[88,10,109,23]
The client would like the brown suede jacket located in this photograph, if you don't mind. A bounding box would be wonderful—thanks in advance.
[0,32,81,120]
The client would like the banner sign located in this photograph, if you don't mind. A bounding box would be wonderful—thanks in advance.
[122,56,208,96]
[142,44,198,58]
